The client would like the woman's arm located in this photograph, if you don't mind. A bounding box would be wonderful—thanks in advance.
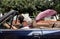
[3,23,18,29]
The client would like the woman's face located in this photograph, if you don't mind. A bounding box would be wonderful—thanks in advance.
[22,21,28,27]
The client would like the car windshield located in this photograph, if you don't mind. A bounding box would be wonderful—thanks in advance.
[0,10,18,29]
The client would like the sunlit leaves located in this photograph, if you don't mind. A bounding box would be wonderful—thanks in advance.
[0,0,60,15]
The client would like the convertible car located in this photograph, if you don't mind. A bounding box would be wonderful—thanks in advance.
[0,10,60,39]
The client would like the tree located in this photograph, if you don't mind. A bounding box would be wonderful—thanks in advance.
[0,0,60,16]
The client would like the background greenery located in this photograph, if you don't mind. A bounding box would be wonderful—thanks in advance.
[0,0,60,16]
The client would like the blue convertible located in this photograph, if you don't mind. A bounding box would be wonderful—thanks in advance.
[0,10,60,39]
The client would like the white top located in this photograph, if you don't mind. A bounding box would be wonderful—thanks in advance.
[21,26,30,29]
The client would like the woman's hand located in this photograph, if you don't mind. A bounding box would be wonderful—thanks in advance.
[3,23,18,29]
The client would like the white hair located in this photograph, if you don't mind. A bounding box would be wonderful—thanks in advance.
[21,13,32,25]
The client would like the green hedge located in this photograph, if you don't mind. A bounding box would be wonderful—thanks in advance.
[0,0,60,16]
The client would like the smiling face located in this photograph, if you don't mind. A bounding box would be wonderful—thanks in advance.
[22,21,28,27]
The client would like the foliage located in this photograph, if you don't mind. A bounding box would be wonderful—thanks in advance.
[0,0,60,16]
